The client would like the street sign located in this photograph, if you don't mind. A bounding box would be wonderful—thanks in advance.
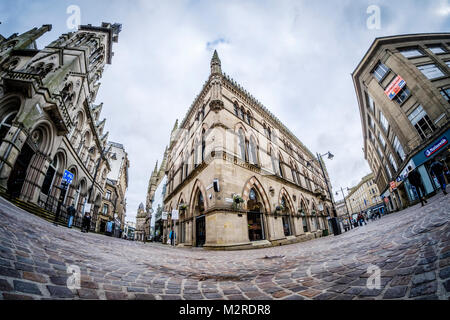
[62,170,74,185]
[162,212,168,220]
[84,203,92,214]
[171,209,179,220]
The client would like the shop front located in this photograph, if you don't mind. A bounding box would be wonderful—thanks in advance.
[404,128,450,203]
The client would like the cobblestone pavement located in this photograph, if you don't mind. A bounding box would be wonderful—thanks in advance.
[0,193,449,301]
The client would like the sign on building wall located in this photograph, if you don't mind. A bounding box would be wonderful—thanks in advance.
[171,209,179,220]
[389,181,397,192]
[384,75,406,100]
[84,203,91,214]
[162,212,168,220]
[424,137,447,158]
[62,169,74,185]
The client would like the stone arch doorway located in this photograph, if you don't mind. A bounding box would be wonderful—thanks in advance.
[300,199,310,233]
[193,189,206,247]
[177,197,186,244]
[7,120,54,201]
[247,188,265,241]
[281,196,293,236]
[7,141,34,198]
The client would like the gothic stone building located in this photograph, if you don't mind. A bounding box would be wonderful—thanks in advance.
[98,141,129,236]
[0,23,122,229]
[161,51,334,250]
[135,203,148,242]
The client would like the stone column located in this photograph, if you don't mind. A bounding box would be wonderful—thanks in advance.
[0,124,28,192]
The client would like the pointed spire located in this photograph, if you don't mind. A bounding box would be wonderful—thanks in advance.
[154,160,158,173]
[210,50,222,75]
[171,119,178,133]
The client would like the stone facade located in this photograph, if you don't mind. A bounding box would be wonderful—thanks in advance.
[134,203,147,242]
[345,173,385,217]
[98,141,129,236]
[0,23,122,229]
[353,33,450,212]
[160,51,335,250]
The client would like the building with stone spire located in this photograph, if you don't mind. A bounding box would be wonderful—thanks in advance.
[160,51,334,249]
[134,202,147,241]
[0,23,123,230]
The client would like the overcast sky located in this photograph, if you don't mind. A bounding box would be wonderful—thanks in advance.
[1,0,449,222]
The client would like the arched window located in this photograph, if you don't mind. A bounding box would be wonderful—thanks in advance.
[246,111,252,125]
[281,196,292,236]
[0,111,17,142]
[278,154,284,178]
[239,107,245,120]
[201,129,206,162]
[249,136,258,165]
[291,162,297,184]
[41,156,58,195]
[200,106,205,120]
[234,102,239,117]
[194,139,199,167]
[197,191,205,213]
[238,129,246,161]
[270,149,278,175]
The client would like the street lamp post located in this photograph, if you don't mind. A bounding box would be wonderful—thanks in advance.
[306,151,336,216]
[336,187,353,231]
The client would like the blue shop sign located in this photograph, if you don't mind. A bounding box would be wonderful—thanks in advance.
[412,128,450,167]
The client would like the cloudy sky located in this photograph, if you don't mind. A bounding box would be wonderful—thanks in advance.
[1,0,450,222]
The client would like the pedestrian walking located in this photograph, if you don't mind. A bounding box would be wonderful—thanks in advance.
[407,166,428,206]
[82,212,91,233]
[430,159,448,195]
[170,227,175,246]
[67,204,76,228]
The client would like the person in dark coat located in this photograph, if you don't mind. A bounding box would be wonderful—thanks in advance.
[82,212,91,233]
[430,159,448,195]
[407,166,428,206]
[67,204,76,228]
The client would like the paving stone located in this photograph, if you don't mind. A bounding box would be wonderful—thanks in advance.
[2,293,35,300]
[0,279,13,291]
[0,266,21,278]
[299,288,321,298]
[47,285,75,298]
[439,266,450,279]
[161,295,182,300]
[443,279,450,292]
[412,272,436,285]
[133,293,157,300]
[50,276,69,286]
[105,291,128,300]
[77,288,99,299]
[13,280,42,295]
[23,271,47,283]
[383,286,407,299]
[409,281,438,298]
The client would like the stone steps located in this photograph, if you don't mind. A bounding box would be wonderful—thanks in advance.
[0,192,67,227]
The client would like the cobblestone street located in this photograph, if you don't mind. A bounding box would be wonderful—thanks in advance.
[0,193,449,300]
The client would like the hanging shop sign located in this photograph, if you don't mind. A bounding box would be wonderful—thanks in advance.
[412,128,450,167]
[162,212,168,220]
[424,137,447,158]
[390,181,397,192]
[385,75,406,100]
[171,209,179,220]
